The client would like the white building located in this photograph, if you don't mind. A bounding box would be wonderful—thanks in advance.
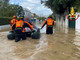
[24,8,33,18]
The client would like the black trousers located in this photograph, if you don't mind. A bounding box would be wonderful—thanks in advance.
[46,27,53,34]
[15,33,26,42]
[14,28,26,42]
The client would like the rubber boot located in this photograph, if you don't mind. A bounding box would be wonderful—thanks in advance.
[22,33,26,40]
[15,34,20,42]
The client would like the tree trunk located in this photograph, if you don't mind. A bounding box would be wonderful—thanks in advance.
[55,13,68,33]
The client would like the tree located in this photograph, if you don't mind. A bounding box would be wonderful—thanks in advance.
[0,0,9,3]
[44,0,80,29]
[45,0,80,14]
[16,6,24,16]
[0,1,24,17]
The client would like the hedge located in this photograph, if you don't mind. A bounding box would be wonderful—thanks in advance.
[0,17,13,25]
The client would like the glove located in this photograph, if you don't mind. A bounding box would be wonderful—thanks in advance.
[31,30,35,33]
[41,27,42,29]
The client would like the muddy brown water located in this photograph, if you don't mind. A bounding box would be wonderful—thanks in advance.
[0,22,80,60]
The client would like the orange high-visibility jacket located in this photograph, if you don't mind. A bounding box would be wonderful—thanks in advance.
[16,20,23,28]
[10,19,18,24]
[11,20,33,32]
[41,18,55,28]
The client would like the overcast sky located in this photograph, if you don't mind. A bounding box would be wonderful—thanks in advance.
[9,0,52,17]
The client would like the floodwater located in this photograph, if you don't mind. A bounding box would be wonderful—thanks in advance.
[0,21,80,60]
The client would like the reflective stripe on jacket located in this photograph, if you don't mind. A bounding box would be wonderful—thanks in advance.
[16,20,23,28]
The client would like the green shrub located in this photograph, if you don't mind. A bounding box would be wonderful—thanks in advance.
[0,17,13,25]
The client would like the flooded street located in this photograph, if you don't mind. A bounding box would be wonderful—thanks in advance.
[1,0,80,60]
[0,21,80,60]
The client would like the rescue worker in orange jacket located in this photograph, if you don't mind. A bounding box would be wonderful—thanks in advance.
[41,17,55,34]
[11,17,33,42]
[10,15,18,26]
